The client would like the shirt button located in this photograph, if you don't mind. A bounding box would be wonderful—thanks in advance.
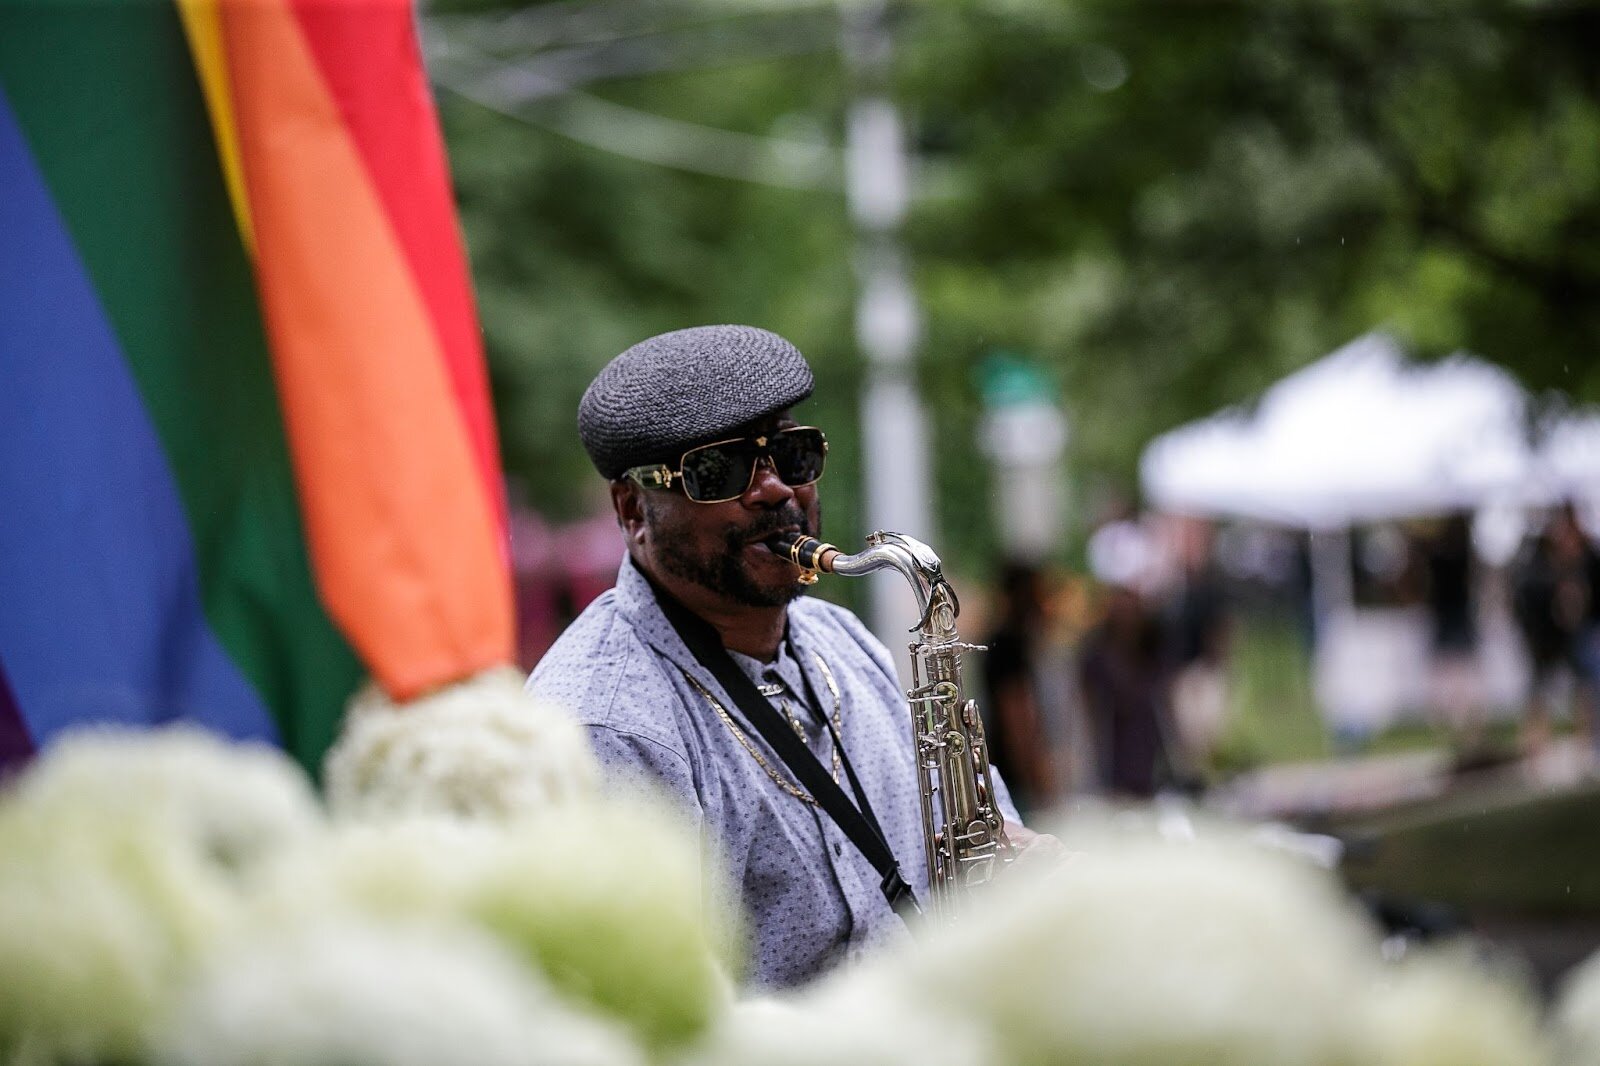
[834,842,844,857]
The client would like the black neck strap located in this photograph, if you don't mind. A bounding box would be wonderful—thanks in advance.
[650,583,921,918]
[788,634,899,857]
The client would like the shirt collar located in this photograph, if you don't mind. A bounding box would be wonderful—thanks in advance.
[728,636,805,692]
[614,553,699,674]
[614,553,817,695]
[613,553,771,673]
[613,551,661,627]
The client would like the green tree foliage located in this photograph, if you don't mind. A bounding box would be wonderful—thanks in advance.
[434,2,858,529]
[434,0,1600,566]
[906,0,1600,485]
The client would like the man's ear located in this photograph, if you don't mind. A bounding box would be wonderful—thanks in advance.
[611,480,648,547]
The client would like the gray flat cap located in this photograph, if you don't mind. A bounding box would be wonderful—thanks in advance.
[579,325,815,478]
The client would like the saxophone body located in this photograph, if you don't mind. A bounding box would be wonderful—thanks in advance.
[772,530,1014,918]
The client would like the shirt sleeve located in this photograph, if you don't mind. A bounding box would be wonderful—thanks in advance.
[988,763,1025,827]
[584,722,705,833]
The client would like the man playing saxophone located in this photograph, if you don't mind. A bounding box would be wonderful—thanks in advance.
[527,325,1052,989]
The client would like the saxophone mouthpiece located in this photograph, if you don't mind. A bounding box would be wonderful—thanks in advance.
[766,532,838,576]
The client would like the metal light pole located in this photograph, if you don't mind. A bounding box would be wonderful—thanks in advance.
[841,0,932,646]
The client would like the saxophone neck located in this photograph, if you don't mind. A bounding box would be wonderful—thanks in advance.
[769,531,959,636]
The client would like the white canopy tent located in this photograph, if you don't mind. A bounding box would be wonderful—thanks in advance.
[1140,333,1534,530]
[1138,332,1599,737]
[1532,412,1600,505]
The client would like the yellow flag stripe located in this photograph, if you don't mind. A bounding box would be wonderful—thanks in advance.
[175,0,255,254]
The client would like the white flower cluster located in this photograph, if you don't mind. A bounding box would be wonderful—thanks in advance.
[678,809,1555,1066]
[686,968,988,1066]
[260,806,740,1050]
[1,710,1586,1066]
[0,682,732,1066]
[0,727,320,1063]
[1364,949,1548,1066]
[158,921,638,1066]
[1555,948,1600,1065]
[325,666,600,822]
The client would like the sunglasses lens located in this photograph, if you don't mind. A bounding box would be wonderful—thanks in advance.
[769,428,827,486]
[680,441,758,502]
[676,429,827,502]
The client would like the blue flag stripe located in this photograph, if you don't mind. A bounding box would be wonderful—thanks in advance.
[0,88,280,748]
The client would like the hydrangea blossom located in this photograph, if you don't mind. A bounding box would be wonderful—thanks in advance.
[264,804,739,1052]
[0,812,211,1063]
[901,814,1383,1066]
[158,920,643,1066]
[0,727,323,1062]
[684,965,986,1066]
[465,800,740,1049]
[1554,946,1600,1065]
[325,667,599,822]
[1361,949,1548,1066]
[12,725,321,883]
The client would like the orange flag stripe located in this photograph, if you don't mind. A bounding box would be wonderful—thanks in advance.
[220,0,511,699]
[287,0,506,540]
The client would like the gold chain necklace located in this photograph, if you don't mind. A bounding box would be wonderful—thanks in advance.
[685,651,844,806]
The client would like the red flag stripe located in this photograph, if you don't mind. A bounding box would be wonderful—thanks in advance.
[288,0,506,538]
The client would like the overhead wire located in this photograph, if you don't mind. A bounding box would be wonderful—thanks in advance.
[423,1,845,189]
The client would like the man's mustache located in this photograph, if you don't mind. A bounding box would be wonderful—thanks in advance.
[729,505,811,544]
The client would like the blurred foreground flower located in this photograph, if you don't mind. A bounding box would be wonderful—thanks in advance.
[1361,949,1547,1066]
[325,667,599,821]
[1555,947,1600,1065]
[0,728,322,1063]
[0,812,210,1063]
[268,804,739,1051]
[0,725,1560,1066]
[12,725,321,879]
[467,800,739,1050]
[321,671,733,1051]
[158,920,641,1066]
[728,810,1540,1066]
[682,966,987,1066]
[899,815,1377,1066]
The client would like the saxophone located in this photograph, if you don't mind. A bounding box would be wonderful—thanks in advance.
[769,530,1014,918]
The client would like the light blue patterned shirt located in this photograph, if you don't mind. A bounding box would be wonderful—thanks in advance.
[527,554,1019,989]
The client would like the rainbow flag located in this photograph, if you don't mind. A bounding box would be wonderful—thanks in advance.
[0,0,512,776]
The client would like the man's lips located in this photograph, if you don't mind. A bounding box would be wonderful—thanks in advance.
[744,527,802,555]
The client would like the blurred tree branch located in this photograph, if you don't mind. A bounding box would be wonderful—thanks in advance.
[433,0,1600,570]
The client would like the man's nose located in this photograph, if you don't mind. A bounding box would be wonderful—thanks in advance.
[742,455,794,508]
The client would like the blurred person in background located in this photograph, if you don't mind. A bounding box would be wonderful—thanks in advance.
[1077,582,1175,798]
[1423,513,1483,747]
[1081,519,1178,797]
[980,561,1061,817]
[1513,502,1600,757]
[1159,516,1232,778]
[527,325,1052,989]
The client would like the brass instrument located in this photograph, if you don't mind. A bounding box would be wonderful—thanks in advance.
[770,530,1014,918]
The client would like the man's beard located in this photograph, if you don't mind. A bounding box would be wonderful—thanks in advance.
[648,501,818,608]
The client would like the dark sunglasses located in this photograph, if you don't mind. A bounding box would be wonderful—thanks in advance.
[622,426,829,504]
